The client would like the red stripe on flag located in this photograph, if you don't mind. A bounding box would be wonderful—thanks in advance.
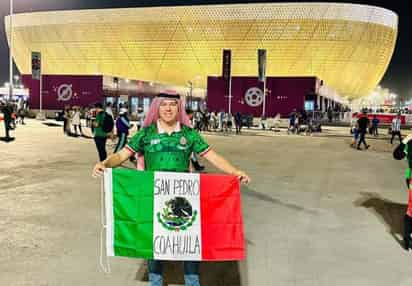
[200,174,245,261]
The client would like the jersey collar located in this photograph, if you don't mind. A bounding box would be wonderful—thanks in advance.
[157,120,181,134]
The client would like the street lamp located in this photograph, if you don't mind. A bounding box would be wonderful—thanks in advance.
[8,0,14,101]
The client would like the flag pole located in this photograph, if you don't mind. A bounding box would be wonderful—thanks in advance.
[228,75,232,115]
[258,49,267,118]
[39,73,42,115]
[262,77,266,118]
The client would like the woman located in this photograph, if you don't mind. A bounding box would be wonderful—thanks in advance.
[71,106,83,136]
[63,105,72,135]
[114,108,131,153]
[93,93,250,286]
[350,112,359,148]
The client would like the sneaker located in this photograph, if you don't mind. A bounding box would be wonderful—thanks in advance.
[357,147,362,150]
[365,145,370,150]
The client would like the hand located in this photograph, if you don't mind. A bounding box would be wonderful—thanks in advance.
[233,169,251,185]
[92,162,106,178]
[402,134,412,144]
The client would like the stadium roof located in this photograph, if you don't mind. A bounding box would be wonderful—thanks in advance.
[5,3,398,98]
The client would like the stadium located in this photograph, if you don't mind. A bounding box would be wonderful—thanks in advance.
[4,3,398,114]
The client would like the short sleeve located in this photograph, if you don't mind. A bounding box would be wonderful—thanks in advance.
[126,128,146,154]
[189,129,211,156]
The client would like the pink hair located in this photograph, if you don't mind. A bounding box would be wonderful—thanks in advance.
[142,97,192,128]
[137,96,192,170]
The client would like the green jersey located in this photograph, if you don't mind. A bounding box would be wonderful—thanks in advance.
[94,111,107,138]
[126,122,210,172]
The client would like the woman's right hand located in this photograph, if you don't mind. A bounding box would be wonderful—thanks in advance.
[403,134,412,145]
[92,162,106,178]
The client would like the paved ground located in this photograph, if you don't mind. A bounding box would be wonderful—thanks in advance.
[1,120,412,286]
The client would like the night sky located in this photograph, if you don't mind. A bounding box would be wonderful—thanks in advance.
[0,0,410,99]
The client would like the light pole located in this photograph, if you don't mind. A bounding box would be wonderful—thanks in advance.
[187,81,193,111]
[9,0,13,101]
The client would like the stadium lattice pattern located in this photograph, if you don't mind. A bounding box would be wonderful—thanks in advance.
[5,3,397,98]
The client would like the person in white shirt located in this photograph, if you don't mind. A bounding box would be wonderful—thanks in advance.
[218,111,224,131]
[391,114,402,144]
[211,111,218,131]
[71,106,83,136]
[105,102,114,117]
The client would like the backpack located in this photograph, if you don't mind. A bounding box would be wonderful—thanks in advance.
[102,112,114,133]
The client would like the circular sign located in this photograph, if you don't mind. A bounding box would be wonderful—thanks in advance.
[244,87,264,107]
[57,84,73,101]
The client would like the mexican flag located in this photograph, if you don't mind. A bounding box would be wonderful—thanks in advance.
[103,168,245,261]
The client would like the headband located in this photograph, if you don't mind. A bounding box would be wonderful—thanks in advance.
[156,93,180,99]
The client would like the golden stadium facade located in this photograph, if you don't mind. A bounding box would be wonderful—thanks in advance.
[5,3,397,99]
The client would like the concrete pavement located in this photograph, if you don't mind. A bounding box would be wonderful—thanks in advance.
[0,119,411,286]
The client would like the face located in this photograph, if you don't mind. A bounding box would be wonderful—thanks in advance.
[159,99,179,124]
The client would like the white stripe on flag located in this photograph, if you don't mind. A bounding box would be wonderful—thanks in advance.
[153,172,202,261]
[104,168,114,257]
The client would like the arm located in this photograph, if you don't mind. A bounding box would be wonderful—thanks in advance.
[202,149,251,184]
[92,148,133,177]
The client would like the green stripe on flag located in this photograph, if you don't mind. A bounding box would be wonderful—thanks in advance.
[112,168,154,259]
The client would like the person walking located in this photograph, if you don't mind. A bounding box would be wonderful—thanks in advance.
[63,105,71,135]
[357,111,370,150]
[227,112,233,132]
[371,115,380,137]
[105,102,114,117]
[235,112,242,134]
[85,106,92,128]
[288,110,296,134]
[391,113,402,144]
[218,110,224,132]
[92,92,250,286]
[211,111,218,131]
[260,115,266,130]
[93,103,109,161]
[114,108,131,153]
[294,112,300,134]
[136,107,145,131]
[17,107,26,125]
[327,107,333,123]
[71,106,83,136]
[350,112,359,148]
[1,101,14,141]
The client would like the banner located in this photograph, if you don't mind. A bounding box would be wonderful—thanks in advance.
[22,74,103,110]
[222,50,232,81]
[258,49,266,82]
[31,51,41,80]
[104,168,245,261]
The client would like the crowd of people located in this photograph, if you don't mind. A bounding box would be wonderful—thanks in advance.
[350,110,405,150]
[189,110,249,134]
[287,109,322,135]
[0,98,28,141]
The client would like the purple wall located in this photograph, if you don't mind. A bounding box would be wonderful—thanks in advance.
[207,76,317,117]
[22,75,103,110]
